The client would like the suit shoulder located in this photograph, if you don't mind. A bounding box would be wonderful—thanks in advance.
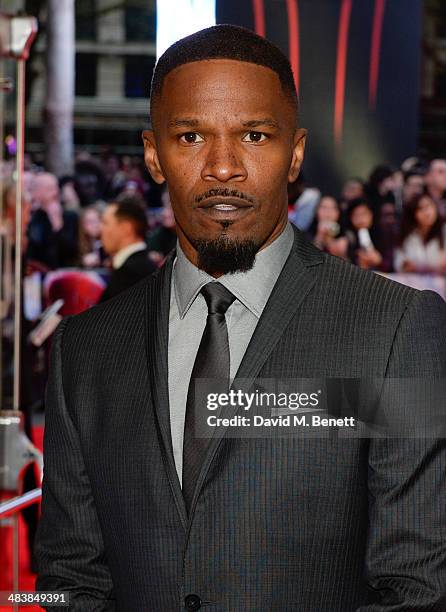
[292,225,419,311]
[317,250,420,311]
[62,272,156,341]
[121,250,157,275]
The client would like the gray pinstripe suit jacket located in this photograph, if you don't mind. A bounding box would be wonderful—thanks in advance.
[35,225,446,611]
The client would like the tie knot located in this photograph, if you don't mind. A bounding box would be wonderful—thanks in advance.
[200,282,236,315]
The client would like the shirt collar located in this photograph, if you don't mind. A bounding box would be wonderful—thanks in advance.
[173,222,294,319]
[112,241,147,269]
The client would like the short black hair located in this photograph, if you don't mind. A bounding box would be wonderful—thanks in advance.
[150,24,299,127]
[347,197,373,217]
[403,170,424,183]
[111,194,148,240]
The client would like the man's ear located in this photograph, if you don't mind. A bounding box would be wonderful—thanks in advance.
[142,130,166,185]
[288,128,307,183]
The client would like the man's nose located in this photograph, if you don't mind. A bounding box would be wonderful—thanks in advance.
[201,138,247,183]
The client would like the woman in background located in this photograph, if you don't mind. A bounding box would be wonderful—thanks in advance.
[345,198,383,270]
[78,204,106,268]
[307,195,348,258]
[394,193,446,273]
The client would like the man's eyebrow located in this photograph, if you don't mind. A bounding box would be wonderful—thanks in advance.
[241,119,280,129]
[167,118,199,128]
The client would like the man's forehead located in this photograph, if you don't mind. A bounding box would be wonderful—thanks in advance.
[431,160,446,170]
[163,57,281,83]
[159,61,289,124]
[160,58,284,103]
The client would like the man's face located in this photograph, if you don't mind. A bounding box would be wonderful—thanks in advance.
[32,173,59,208]
[427,160,446,193]
[403,175,424,202]
[342,180,363,202]
[101,204,125,256]
[143,59,305,274]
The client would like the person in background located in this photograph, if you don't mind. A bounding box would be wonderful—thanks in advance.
[374,201,399,272]
[102,154,127,200]
[339,177,366,227]
[1,181,32,254]
[402,171,425,208]
[99,194,156,302]
[341,177,365,204]
[1,182,38,570]
[78,204,106,268]
[345,198,383,270]
[28,172,59,212]
[288,173,320,231]
[147,188,177,265]
[425,158,446,217]
[74,159,106,207]
[366,164,397,211]
[59,176,81,212]
[394,193,446,274]
[306,195,347,258]
[26,173,79,269]
[340,176,365,218]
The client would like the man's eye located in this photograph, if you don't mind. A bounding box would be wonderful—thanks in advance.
[242,131,267,143]
[179,132,204,144]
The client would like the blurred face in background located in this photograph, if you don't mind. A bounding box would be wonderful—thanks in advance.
[426,159,446,195]
[61,180,80,209]
[101,204,122,255]
[378,202,397,229]
[378,175,396,196]
[342,179,364,203]
[414,195,438,231]
[403,174,424,203]
[82,208,102,239]
[76,172,99,205]
[350,204,373,230]
[31,173,59,208]
[160,189,176,229]
[3,185,31,251]
[317,196,339,224]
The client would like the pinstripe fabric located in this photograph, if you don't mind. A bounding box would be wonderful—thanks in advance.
[35,225,446,611]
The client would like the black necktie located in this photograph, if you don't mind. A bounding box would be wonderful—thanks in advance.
[182,282,236,513]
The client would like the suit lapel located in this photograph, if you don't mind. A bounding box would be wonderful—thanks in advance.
[144,253,188,529]
[187,226,326,516]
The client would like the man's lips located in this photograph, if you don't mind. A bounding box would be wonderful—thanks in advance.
[197,197,253,209]
[197,197,254,221]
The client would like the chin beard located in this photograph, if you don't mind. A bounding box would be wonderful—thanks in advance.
[194,234,260,275]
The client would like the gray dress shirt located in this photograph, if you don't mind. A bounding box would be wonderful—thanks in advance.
[168,222,294,483]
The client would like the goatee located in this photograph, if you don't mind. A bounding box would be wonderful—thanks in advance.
[194,234,260,275]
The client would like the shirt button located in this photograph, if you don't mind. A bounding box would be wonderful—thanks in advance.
[184,593,201,611]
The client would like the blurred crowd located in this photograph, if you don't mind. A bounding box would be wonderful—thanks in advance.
[0,153,446,316]
[0,152,177,303]
[290,157,446,275]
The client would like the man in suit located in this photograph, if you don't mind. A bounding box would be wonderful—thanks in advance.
[35,25,446,611]
[99,195,156,302]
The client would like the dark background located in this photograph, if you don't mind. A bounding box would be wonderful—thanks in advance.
[217,0,423,193]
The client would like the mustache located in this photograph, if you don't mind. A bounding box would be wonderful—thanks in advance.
[194,188,255,205]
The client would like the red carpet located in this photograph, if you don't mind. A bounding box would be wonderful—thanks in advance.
[0,425,44,612]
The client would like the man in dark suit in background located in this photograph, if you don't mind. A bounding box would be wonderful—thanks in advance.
[99,195,156,302]
[36,26,446,611]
